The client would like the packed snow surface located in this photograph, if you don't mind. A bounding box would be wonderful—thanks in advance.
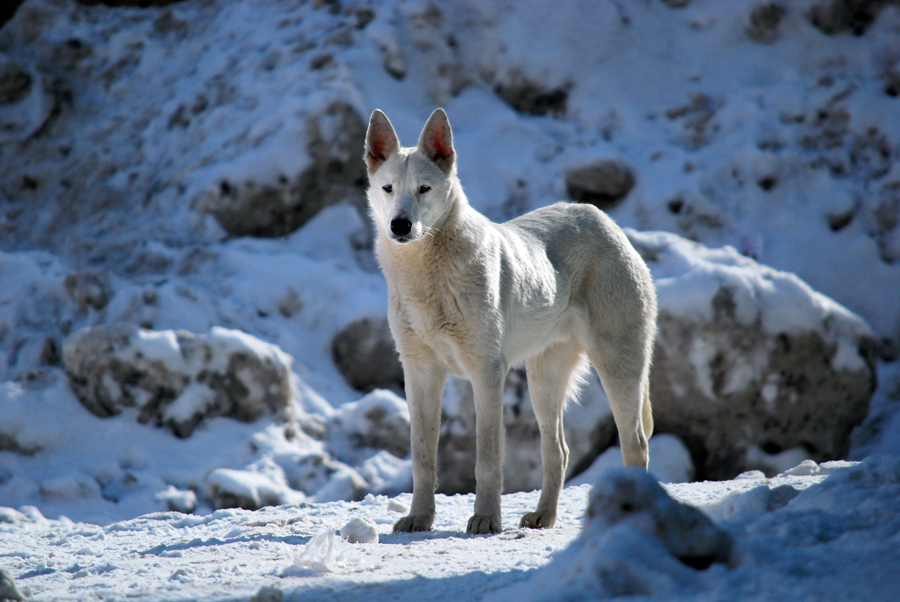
[2,458,899,601]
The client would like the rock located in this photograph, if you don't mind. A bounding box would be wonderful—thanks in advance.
[63,323,294,437]
[331,317,404,396]
[64,270,112,311]
[492,468,730,601]
[250,585,284,602]
[340,516,379,544]
[565,160,637,209]
[628,230,877,480]
[494,71,569,117]
[746,3,787,44]
[586,469,732,569]
[75,1,188,6]
[197,100,367,238]
[806,0,891,36]
[206,468,294,511]
[154,485,197,513]
[569,434,695,487]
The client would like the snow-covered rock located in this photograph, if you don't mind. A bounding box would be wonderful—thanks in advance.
[630,230,877,479]
[63,323,294,437]
[490,468,732,601]
[330,389,410,461]
[194,100,368,238]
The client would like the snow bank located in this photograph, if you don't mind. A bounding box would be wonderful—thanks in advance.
[491,456,900,602]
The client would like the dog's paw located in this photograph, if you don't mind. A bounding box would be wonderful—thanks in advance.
[393,514,434,533]
[519,510,556,529]
[466,514,501,535]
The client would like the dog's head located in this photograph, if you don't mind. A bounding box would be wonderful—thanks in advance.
[364,108,457,244]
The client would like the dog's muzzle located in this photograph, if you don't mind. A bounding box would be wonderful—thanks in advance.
[390,217,413,242]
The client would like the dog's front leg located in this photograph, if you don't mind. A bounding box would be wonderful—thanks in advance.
[393,355,447,533]
[467,361,506,535]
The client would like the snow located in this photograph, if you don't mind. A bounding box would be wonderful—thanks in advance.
[1,0,900,600]
[3,458,899,601]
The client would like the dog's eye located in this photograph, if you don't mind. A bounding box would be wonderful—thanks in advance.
[382,184,393,194]
[418,185,431,194]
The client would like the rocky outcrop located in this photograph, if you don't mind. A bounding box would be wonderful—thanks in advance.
[63,323,294,437]
[628,230,877,479]
[195,100,367,238]
[585,469,732,569]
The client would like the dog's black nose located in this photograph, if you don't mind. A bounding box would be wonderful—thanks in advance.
[390,218,413,238]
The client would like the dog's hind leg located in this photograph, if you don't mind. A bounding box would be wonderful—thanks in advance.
[586,337,652,470]
[520,341,585,529]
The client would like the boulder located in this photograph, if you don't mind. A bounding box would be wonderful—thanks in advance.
[196,100,367,238]
[628,230,877,480]
[806,0,892,36]
[565,159,636,209]
[63,323,294,437]
[494,71,569,117]
[331,317,404,396]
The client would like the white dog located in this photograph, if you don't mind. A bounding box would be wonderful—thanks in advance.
[364,108,657,534]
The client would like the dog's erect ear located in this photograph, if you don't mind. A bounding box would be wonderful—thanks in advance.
[417,108,455,174]
[365,110,401,175]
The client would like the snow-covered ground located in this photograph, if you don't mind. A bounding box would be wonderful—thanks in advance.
[2,457,899,601]
[2,0,900,600]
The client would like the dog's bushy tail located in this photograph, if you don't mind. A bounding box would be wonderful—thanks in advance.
[564,353,592,407]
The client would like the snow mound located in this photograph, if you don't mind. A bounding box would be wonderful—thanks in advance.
[63,324,294,437]
[492,468,732,601]
[340,516,379,544]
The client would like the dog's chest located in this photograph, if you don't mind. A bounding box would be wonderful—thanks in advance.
[389,265,483,373]
[401,274,469,340]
